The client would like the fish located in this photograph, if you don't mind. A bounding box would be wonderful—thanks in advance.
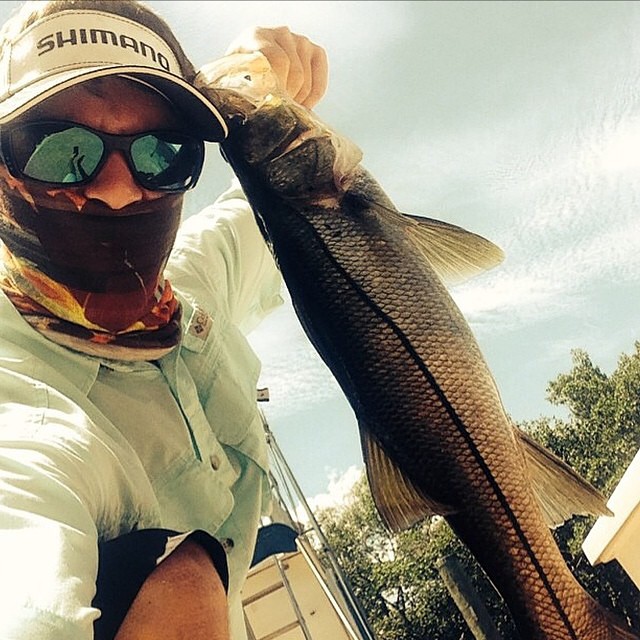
[194,52,639,640]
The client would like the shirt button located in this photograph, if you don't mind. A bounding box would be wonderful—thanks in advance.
[209,454,220,471]
[221,538,234,551]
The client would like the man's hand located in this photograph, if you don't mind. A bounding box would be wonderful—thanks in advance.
[225,26,328,109]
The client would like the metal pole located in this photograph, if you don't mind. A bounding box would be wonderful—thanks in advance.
[274,555,314,640]
[260,410,377,640]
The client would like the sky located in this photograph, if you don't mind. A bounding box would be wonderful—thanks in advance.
[2,1,640,505]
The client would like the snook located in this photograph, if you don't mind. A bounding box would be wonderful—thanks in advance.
[195,53,638,640]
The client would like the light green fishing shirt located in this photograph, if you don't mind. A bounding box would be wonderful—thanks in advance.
[0,182,283,640]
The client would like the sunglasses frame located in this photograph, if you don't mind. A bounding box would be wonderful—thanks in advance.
[0,120,206,193]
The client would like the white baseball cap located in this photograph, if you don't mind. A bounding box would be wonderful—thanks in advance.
[0,9,228,141]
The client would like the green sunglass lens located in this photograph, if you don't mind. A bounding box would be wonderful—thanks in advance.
[20,126,103,183]
[131,135,197,190]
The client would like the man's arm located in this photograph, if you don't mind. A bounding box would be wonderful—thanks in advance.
[114,539,229,640]
[111,26,329,640]
[168,28,329,335]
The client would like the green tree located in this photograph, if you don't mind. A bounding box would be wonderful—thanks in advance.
[523,344,640,631]
[317,473,515,639]
[315,343,640,638]
[318,476,490,640]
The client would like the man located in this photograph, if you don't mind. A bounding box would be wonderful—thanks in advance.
[0,1,328,639]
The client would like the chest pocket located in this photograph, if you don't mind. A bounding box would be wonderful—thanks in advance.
[153,452,238,533]
[178,297,262,450]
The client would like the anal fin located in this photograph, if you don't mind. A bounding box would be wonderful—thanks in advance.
[360,428,455,533]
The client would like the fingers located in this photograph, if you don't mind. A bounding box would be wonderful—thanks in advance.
[297,38,329,108]
[225,26,328,109]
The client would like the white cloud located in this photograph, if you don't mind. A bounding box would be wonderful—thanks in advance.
[452,271,571,324]
[437,96,640,336]
[294,465,363,524]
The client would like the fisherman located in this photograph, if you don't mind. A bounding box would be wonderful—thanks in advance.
[0,1,327,639]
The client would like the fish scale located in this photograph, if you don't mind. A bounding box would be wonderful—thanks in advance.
[195,52,640,640]
[316,214,583,639]
[246,192,600,640]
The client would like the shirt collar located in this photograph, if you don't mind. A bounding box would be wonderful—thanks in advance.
[1,289,101,394]
[0,288,196,394]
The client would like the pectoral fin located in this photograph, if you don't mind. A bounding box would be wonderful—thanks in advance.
[360,428,455,532]
[516,427,613,528]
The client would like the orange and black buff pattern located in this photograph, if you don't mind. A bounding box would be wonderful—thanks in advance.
[0,178,184,360]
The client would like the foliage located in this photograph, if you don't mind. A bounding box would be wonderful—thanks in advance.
[314,343,640,638]
[316,474,515,639]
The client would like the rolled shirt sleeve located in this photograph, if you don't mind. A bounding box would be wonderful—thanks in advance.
[167,180,283,335]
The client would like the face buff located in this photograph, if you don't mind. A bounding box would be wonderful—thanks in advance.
[0,179,184,360]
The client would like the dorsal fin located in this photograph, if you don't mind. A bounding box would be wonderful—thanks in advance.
[346,167,505,285]
[516,427,612,528]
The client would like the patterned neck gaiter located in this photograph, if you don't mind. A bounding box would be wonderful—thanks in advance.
[0,179,184,360]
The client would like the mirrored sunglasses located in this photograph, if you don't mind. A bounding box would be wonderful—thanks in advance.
[0,120,205,192]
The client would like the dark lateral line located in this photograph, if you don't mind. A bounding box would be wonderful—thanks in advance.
[297,210,577,640]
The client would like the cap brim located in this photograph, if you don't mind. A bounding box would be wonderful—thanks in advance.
[0,65,228,142]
